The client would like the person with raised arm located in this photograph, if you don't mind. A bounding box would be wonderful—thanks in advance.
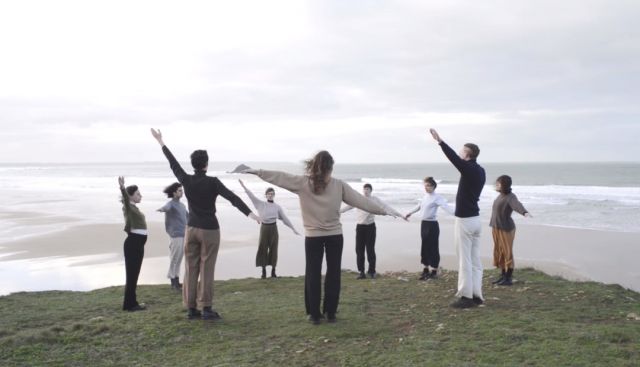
[118,176,147,312]
[340,183,404,280]
[404,176,454,280]
[239,151,396,324]
[151,128,260,321]
[429,128,486,309]
[238,179,300,279]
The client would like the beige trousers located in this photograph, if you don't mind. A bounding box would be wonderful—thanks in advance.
[182,226,221,309]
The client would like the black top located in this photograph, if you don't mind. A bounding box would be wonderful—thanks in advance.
[439,141,486,218]
[162,146,252,230]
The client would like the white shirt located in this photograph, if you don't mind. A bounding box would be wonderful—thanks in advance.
[408,193,454,221]
[341,195,402,225]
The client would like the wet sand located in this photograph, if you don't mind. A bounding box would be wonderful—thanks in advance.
[0,215,638,295]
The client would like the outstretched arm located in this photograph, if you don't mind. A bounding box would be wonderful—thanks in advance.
[151,128,187,183]
[157,202,172,212]
[404,203,421,220]
[342,184,387,215]
[437,196,455,216]
[509,195,532,218]
[278,207,300,235]
[430,128,465,173]
[373,197,406,220]
[242,168,305,194]
[238,179,264,209]
[215,179,261,224]
[340,205,354,214]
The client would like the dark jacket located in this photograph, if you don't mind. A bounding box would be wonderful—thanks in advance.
[162,146,251,230]
[439,141,486,218]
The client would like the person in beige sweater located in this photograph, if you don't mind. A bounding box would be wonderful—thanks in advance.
[240,150,396,324]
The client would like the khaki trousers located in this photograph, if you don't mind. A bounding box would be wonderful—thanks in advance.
[183,226,220,309]
[492,228,516,271]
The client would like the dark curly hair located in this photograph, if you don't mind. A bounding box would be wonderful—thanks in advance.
[496,175,512,194]
[163,182,182,198]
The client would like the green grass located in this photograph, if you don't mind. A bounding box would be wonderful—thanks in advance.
[1,268,638,366]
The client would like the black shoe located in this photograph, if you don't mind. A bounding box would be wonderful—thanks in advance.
[261,268,267,279]
[202,307,222,320]
[271,269,278,278]
[498,277,513,286]
[187,308,202,320]
[492,270,506,284]
[171,277,182,291]
[472,296,484,305]
[368,271,376,279]
[357,272,366,279]
[450,297,477,309]
[419,268,431,280]
[326,313,337,323]
[428,270,438,279]
[307,314,322,325]
[127,304,147,312]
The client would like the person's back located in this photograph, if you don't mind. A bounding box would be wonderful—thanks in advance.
[255,171,387,237]
[161,147,252,229]
[151,128,258,321]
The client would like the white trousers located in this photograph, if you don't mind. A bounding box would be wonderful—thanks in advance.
[454,216,483,300]
[167,236,184,279]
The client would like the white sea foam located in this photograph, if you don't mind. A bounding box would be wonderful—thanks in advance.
[1,162,639,236]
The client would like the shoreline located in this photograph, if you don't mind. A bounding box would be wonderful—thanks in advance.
[1,215,639,295]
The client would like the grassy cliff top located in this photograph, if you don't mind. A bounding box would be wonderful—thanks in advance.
[1,268,639,366]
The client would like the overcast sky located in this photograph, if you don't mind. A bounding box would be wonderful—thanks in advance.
[1,0,639,163]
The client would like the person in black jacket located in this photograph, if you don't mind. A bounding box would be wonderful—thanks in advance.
[151,128,260,320]
[430,128,486,309]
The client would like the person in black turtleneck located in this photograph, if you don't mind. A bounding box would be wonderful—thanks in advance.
[430,128,486,309]
[151,128,260,321]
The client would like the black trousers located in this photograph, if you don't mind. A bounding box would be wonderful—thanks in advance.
[420,221,440,268]
[355,223,377,273]
[304,235,344,318]
[123,233,146,310]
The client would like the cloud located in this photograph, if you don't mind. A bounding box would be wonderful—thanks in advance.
[0,0,638,162]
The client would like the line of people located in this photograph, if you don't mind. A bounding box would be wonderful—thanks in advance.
[117,127,531,321]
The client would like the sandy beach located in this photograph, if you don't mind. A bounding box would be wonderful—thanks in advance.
[1,210,638,296]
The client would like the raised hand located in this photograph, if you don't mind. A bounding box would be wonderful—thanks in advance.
[230,164,253,174]
[429,128,442,143]
[118,176,125,188]
[150,128,164,145]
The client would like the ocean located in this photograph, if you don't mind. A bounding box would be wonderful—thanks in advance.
[1,161,639,245]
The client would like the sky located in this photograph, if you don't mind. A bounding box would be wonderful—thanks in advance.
[0,0,639,163]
